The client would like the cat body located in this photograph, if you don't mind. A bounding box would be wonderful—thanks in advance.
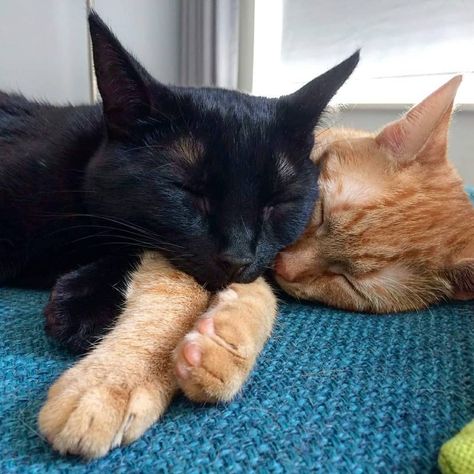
[39,76,474,459]
[1,14,358,351]
[0,95,105,283]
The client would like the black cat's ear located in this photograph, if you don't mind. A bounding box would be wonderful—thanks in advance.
[278,51,360,144]
[88,11,156,136]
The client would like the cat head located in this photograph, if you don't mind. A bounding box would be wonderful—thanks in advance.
[84,12,359,290]
[275,76,474,312]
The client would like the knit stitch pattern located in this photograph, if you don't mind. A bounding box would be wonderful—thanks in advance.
[0,188,473,473]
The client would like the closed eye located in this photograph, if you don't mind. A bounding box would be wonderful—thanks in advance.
[328,267,366,302]
[174,182,203,196]
[174,183,210,214]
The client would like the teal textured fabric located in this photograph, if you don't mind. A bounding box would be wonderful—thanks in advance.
[0,189,473,473]
[1,290,473,473]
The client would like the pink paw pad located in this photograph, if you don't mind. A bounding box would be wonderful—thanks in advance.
[196,317,214,335]
[175,339,202,381]
[183,342,201,367]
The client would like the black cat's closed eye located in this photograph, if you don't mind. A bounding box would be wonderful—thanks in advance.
[183,186,210,214]
[175,182,202,197]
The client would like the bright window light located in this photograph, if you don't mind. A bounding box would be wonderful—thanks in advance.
[251,0,474,104]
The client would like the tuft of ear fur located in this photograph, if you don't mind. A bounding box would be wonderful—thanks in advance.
[278,51,360,145]
[376,76,462,163]
[447,258,474,300]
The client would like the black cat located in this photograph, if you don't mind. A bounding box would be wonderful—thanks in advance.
[0,13,358,351]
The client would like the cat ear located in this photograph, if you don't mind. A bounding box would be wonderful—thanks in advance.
[446,257,474,300]
[88,11,172,137]
[278,51,360,144]
[376,76,462,163]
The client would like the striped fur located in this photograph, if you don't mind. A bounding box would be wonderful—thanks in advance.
[276,77,474,312]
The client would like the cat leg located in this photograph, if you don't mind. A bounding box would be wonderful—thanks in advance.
[38,252,210,458]
[174,278,277,403]
[44,255,140,353]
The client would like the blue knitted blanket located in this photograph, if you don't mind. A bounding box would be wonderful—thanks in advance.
[0,189,473,473]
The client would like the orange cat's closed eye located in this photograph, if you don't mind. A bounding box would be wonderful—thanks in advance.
[275,76,474,313]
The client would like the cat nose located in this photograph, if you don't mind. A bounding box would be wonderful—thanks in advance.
[217,253,253,280]
[274,252,299,282]
[275,251,323,282]
[274,253,293,281]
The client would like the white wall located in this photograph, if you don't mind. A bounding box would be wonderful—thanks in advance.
[0,0,90,103]
[94,0,180,86]
[0,0,181,104]
[334,107,474,186]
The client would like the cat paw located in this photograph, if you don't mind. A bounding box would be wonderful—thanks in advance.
[44,261,125,353]
[44,285,97,354]
[38,362,168,458]
[174,288,254,403]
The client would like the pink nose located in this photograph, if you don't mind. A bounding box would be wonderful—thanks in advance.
[274,253,297,282]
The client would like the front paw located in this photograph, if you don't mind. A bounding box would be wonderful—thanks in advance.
[38,362,169,458]
[44,265,123,353]
[44,287,96,354]
[174,289,255,403]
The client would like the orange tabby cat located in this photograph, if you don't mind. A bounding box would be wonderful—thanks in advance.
[39,76,473,458]
[275,75,474,312]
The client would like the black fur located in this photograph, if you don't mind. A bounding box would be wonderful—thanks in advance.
[0,13,358,350]
[44,255,139,353]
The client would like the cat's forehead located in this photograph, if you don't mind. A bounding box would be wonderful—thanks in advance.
[185,87,277,121]
[316,127,457,218]
[319,144,389,209]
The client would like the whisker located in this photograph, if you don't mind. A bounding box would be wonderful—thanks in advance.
[40,212,184,250]
[67,233,168,251]
[40,223,160,245]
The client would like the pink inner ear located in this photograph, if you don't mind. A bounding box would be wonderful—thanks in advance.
[376,75,462,161]
[376,121,405,156]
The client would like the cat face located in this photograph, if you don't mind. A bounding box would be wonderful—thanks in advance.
[84,13,359,289]
[275,77,474,312]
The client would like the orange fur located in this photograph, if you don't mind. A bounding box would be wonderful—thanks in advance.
[275,77,474,312]
[39,253,277,458]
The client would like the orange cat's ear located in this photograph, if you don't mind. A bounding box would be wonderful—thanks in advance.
[447,258,474,300]
[375,76,462,163]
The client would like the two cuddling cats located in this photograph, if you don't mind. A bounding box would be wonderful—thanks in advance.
[38,73,474,459]
[0,13,472,458]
